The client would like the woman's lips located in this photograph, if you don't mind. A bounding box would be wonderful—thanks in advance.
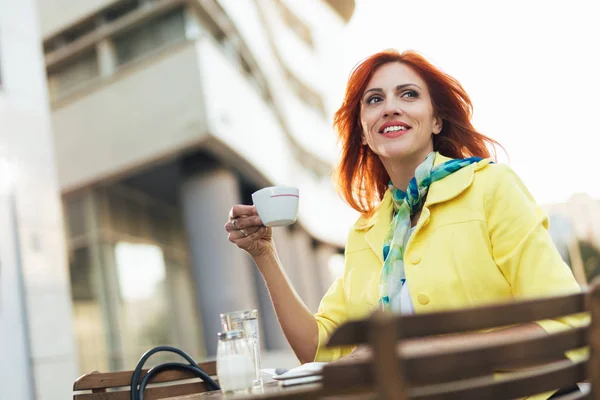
[381,128,410,138]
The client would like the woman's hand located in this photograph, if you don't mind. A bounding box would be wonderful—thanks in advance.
[225,205,273,259]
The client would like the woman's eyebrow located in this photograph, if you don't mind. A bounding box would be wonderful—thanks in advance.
[363,84,422,98]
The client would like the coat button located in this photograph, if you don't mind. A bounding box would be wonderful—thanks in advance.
[410,253,421,264]
[417,293,430,305]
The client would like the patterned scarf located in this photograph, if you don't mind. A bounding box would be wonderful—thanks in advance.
[379,152,487,312]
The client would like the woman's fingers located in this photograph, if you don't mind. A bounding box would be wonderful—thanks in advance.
[224,215,263,232]
[234,226,268,246]
[228,205,257,220]
[227,226,266,244]
[228,225,260,240]
[225,205,271,256]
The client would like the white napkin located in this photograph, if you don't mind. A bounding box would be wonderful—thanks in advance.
[272,362,328,380]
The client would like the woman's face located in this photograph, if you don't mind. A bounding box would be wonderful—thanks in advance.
[359,62,442,165]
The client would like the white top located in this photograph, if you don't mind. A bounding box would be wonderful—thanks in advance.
[399,226,416,315]
[399,282,415,314]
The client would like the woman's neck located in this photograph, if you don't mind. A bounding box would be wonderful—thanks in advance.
[381,152,432,191]
[386,164,415,191]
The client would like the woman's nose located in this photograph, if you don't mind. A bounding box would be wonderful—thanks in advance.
[382,100,403,117]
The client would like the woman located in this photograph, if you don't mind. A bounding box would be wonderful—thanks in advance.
[224,50,584,397]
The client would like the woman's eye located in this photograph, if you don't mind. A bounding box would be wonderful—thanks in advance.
[401,90,418,99]
[366,96,383,105]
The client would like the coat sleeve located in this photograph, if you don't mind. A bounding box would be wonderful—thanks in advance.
[484,164,588,359]
[312,206,385,362]
[313,274,354,361]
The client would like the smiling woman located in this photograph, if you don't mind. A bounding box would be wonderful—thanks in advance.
[358,63,443,191]
[223,49,586,399]
[334,50,501,215]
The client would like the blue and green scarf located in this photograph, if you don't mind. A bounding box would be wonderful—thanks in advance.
[379,152,488,312]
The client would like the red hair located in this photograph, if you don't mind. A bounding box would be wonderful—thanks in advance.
[333,49,502,216]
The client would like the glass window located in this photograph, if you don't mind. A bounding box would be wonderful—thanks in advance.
[70,247,95,301]
[115,241,203,368]
[44,18,97,53]
[66,186,204,373]
[113,9,186,65]
[107,188,146,238]
[104,0,139,22]
[47,50,99,97]
[43,38,62,54]
[69,246,111,373]
[65,194,88,238]
[115,242,166,303]
[63,18,97,44]
[148,206,175,247]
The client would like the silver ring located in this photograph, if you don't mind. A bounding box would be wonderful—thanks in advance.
[240,228,249,237]
[231,218,238,229]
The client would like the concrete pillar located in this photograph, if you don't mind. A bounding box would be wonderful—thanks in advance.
[272,226,320,313]
[248,224,301,352]
[272,226,303,296]
[95,15,117,77]
[97,39,117,77]
[180,168,259,356]
[0,0,78,397]
[183,4,202,40]
[250,264,290,351]
[288,228,321,313]
[0,192,35,400]
[85,189,125,370]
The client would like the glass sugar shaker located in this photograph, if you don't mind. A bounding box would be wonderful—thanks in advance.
[216,330,255,394]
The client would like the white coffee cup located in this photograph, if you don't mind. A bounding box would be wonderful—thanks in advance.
[251,186,299,227]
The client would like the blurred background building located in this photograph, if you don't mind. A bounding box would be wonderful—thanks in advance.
[544,194,600,287]
[1,0,356,399]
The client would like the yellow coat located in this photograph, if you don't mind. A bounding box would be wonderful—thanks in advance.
[314,154,586,368]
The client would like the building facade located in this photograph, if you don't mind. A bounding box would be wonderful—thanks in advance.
[0,0,77,399]
[544,194,600,286]
[36,0,356,390]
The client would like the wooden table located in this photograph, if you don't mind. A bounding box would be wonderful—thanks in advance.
[162,380,325,399]
[162,379,374,399]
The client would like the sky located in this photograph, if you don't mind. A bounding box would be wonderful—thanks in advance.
[326,0,600,205]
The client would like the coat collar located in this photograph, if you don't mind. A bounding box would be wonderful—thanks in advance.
[424,153,491,207]
[356,153,491,262]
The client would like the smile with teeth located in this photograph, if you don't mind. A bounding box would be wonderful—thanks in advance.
[382,125,408,134]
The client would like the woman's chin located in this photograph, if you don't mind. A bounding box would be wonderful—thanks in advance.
[377,147,422,162]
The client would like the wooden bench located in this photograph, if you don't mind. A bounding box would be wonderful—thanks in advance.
[322,279,599,399]
[72,360,217,400]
